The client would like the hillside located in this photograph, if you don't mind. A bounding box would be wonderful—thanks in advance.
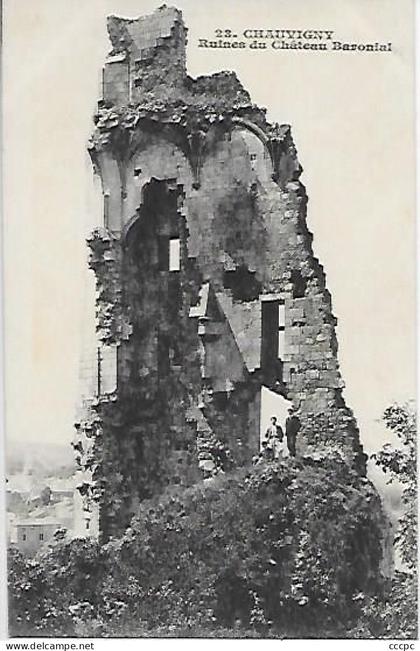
[6,440,75,478]
[9,455,390,638]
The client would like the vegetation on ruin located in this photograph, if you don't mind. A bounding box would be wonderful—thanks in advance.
[8,404,416,639]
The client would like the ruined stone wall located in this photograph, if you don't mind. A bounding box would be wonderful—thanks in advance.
[259,180,361,463]
[105,7,187,105]
[78,174,263,538]
[77,5,366,539]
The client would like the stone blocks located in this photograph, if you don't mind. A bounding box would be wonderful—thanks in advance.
[78,5,367,539]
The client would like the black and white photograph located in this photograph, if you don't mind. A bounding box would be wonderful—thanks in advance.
[2,0,417,642]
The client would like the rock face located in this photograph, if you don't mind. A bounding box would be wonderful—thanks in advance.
[75,5,367,539]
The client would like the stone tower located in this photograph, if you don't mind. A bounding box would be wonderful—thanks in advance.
[74,5,366,540]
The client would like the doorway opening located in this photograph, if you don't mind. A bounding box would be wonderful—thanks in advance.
[259,386,293,449]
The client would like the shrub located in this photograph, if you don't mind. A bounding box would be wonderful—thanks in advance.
[8,457,387,637]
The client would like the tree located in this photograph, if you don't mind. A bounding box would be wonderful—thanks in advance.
[8,457,386,638]
[8,547,73,636]
[372,402,416,571]
[40,486,52,506]
[356,401,418,639]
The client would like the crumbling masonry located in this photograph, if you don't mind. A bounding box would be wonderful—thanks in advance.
[74,5,367,540]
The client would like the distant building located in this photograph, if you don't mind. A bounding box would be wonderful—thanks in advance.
[15,520,60,556]
[6,489,28,511]
[7,513,17,545]
[47,478,74,502]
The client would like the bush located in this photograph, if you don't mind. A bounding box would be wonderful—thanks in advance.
[8,547,73,636]
[9,457,387,637]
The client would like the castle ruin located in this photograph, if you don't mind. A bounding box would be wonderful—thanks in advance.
[74,5,366,540]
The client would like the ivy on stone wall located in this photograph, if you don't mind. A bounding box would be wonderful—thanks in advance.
[87,228,132,345]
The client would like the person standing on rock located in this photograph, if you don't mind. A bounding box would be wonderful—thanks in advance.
[264,416,284,459]
[285,407,300,457]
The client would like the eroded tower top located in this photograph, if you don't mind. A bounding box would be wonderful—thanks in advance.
[104,5,187,105]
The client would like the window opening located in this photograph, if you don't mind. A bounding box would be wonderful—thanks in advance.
[261,300,279,369]
[278,302,286,359]
[169,238,180,271]
[291,270,306,298]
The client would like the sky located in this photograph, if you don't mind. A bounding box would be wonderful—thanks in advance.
[3,0,416,453]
